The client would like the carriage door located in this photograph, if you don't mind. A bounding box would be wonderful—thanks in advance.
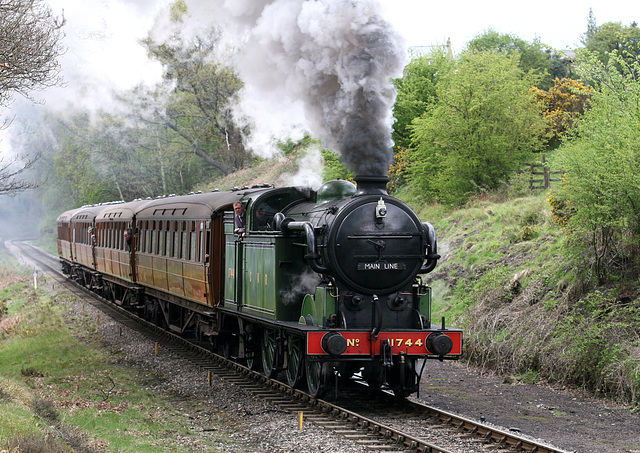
[223,211,243,309]
[202,219,212,306]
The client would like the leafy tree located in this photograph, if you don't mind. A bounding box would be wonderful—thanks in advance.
[530,78,593,146]
[467,29,571,89]
[581,11,640,67]
[407,51,545,205]
[143,27,252,177]
[321,150,353,182]
[392,46,454,149]
[554,50,640,283]
[387,146,410,193]
[51,113,119,205]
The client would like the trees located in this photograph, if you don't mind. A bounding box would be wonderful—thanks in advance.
[0,0,65,107]
[392,46,454,149]
[466,29,572,90]
[0,153,38,195]
[554,50,640,282]
[143,28,252,177]
[1,0,65,196]
[581,11,640,67]
[407,51,545,205]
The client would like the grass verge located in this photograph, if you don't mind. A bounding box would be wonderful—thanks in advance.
[0,251,224,452]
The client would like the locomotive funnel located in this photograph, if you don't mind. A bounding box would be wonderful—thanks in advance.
[354,175,389,196]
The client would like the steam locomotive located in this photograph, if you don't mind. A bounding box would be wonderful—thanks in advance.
[57,176,462,397]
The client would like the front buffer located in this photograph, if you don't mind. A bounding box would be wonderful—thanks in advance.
[303,326,463,398]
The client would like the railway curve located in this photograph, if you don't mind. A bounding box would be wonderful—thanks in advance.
[6,240,577,453]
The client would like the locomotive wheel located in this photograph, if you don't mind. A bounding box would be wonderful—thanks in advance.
[245,336,260,370]
[245,350,259,370]
[261,329,278,378]
[285,335,304,388]
[305,360,329,398]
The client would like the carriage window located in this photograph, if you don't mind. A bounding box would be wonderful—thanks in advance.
[162,230,168,256]
[173,232,179,258]
[181,232,187,260]
[190,232,196,261]
[158,231,165,255]
[199,231,204,262]
[165,222,171,255]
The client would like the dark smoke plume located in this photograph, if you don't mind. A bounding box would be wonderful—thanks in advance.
[200,0,407,176]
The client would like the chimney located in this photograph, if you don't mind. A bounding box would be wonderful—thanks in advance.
[354,175,389,196]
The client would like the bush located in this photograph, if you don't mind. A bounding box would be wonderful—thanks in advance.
[407,51,545,205]
[32,397,58,422]
[555,50,640,283]
[4,434,69,453]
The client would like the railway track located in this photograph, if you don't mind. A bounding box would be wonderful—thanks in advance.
[9,241,571,453]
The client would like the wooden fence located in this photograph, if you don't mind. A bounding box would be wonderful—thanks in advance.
[515,154,564,190]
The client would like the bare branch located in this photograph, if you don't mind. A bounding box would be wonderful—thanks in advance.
[0,152,40,195]
[0,0,66,107]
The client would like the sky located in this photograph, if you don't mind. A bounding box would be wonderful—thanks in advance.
[2,0,640,159]
[381,0,640,52]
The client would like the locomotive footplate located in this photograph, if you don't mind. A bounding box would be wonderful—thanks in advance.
[306,330,462,357]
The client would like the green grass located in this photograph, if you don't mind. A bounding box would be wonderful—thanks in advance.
[0,270,224,452]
